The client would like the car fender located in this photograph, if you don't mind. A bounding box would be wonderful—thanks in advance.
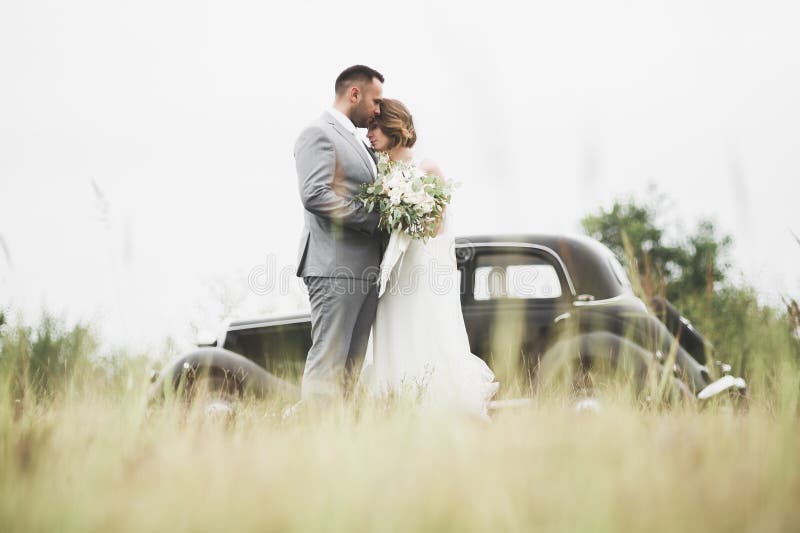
[148,347,300,403]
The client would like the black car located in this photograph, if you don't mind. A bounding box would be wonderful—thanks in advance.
[150,234,746,405]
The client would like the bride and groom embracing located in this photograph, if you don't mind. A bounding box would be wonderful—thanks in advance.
[292,65,498,420]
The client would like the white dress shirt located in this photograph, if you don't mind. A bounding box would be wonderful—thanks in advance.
[327,107,377,176]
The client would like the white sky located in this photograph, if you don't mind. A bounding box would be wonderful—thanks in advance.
[1,0,799,352]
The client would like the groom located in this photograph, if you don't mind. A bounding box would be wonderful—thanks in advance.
[294,65,385,405]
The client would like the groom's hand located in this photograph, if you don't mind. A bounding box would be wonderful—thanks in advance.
[295,127,379,235]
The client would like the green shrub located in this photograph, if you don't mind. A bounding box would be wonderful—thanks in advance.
[0,311,99,401]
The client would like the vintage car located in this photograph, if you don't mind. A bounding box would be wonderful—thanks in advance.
[150,234,747,406]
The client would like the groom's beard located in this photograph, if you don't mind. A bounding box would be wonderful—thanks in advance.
[350,107,373,129]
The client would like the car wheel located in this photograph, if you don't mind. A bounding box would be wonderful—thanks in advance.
[186,372,240,414]
[537,332,692,404]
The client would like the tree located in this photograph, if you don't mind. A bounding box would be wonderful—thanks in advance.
[581,194,731,306]
[580,193,800,378]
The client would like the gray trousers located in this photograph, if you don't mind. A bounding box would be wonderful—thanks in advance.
[302,276,378,402]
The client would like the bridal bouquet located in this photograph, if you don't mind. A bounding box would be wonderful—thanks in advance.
[357,152,456,297]
[357,152,454,240]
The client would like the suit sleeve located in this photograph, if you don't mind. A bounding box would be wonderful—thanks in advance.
[295,127,380,235]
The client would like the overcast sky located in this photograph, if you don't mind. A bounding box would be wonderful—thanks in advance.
[1,0,798,352]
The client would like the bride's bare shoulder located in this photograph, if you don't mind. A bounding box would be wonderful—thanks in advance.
[419,158,444,177]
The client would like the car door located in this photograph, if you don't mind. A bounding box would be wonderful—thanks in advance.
[223,319,312,384]
[458,244,573,371]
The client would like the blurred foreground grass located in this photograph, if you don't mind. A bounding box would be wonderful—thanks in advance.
[1,355,799,532]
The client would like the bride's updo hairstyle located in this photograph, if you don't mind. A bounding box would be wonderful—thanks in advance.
[372,99,417,149]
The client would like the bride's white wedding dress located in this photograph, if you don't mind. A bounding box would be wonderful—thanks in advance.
[358,159,499,420]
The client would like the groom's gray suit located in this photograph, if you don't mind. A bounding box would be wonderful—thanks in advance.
[295,110,383,401]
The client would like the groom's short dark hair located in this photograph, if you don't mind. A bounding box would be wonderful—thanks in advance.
[335,65,384,95]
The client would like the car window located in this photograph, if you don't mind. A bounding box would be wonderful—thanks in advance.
[473,252,563,300]
[608,255,632,290]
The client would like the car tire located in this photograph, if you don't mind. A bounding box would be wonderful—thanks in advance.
[537,332,692,403]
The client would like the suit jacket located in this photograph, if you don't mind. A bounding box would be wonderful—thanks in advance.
[295,111,382,280]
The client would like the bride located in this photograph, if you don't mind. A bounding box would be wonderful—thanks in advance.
[358,99,499,420]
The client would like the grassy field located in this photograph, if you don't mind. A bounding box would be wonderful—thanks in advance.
[1,360,799,533]
[1,275,799,533]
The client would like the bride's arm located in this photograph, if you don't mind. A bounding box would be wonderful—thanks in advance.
[419,159,444,179]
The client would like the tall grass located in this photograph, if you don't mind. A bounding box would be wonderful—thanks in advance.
[1,223,798,531]
[1,378,799,532]
[1,302,799,532]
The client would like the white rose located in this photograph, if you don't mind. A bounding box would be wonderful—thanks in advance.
[404,189,425,207]
[389,189,403,206]
[397,180,412,197]
[386,175,401,190]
